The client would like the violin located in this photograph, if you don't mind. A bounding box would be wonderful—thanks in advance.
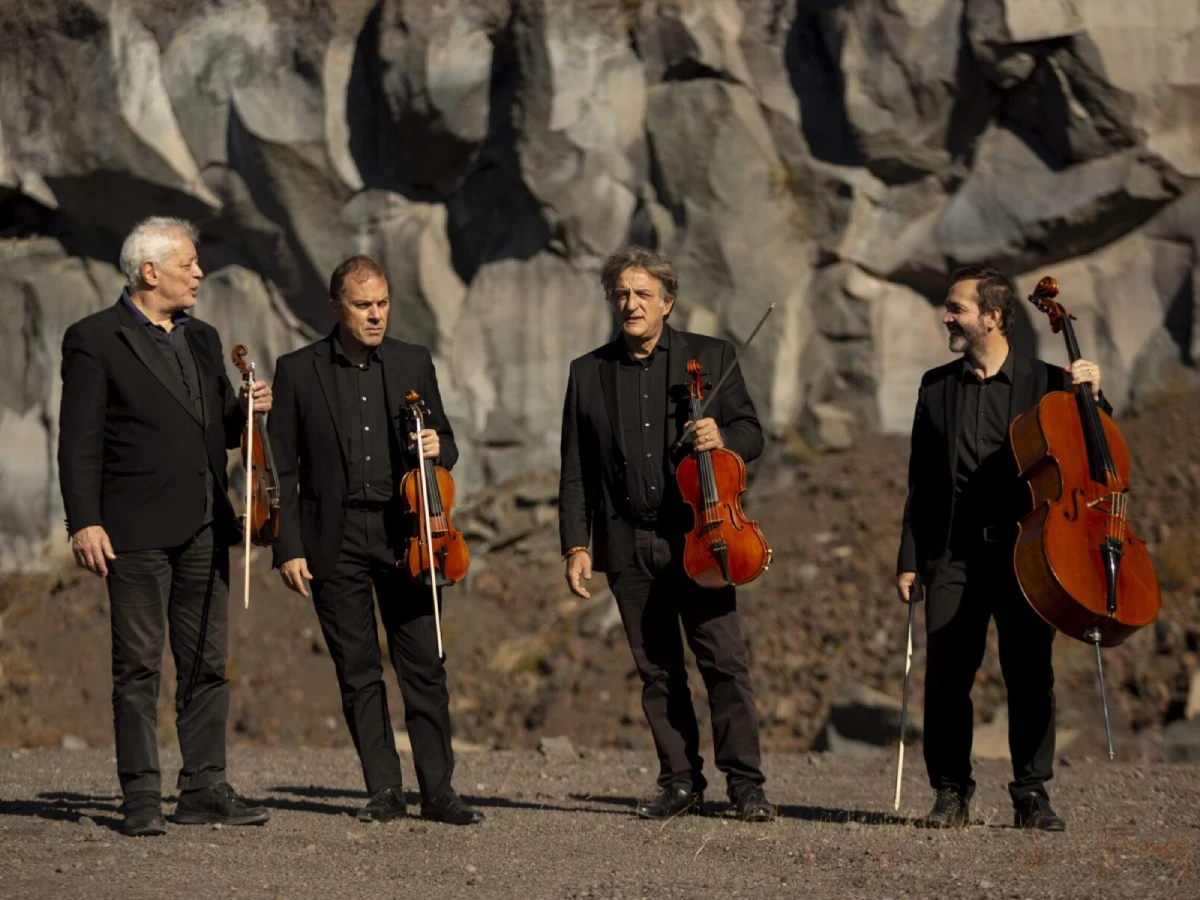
[231,345,280,546]
[675,360,772,588]
[1009,276,1161,755]
[398,390,469,588]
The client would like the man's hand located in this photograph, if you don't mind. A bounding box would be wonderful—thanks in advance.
[896,571,923,605]
[408,428,440,460]
[240,380,272,414]
[72,525,116,577]
[1064,359,1102,400]
[565,550,593,599]
[280,557,314,598]
[687,417,724,453]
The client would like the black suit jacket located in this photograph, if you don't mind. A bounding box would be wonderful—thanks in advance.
[268,333,458,581]
[897,352,1112,579]
[558,324,764,573]
[58,300,246,552]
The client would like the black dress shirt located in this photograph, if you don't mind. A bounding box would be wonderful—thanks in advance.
[619,327,670,522]
[953,351,1015,532]
[333,335,397,503]
[120,290,213,525]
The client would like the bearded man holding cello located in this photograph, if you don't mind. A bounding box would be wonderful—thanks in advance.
[896,265,1106,832]
[268,255,482,826]
[558,246,775,822]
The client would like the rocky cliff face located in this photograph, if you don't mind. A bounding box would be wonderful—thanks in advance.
[1,0,1198,569]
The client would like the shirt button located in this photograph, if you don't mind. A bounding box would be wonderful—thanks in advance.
[643,394,649,399]
[650,486,656,491]
[364,426,370,431]
[361,396,367,402]
[646,453,652,458]
[644,422,650,427]
[365,456,371,462]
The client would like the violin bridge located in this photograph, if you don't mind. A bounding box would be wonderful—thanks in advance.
[1085,491,1126,513]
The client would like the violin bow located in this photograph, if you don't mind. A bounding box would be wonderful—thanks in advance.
[894,598,916,810]
[242,359,255,610]
[670,301,776,452]
[413,407,446,661]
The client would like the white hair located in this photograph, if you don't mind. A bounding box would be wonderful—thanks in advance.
[118,217,199,287]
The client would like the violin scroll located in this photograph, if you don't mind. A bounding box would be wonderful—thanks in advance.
[231,344,253,379]
[687,359,705,401]
[1027,276,1074,334]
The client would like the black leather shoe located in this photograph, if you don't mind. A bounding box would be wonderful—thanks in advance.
[357,785,407,823]
[421,792,484,826]
[636,785,702,820]
[729,785,776,822]
[173,783,270,826]
[923,788,970,828]
[122,795,167,837]
[1014,793,1066,832]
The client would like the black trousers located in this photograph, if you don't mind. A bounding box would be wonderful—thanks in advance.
[310,506,454,801]
[106,524,230,798]
[923,538,1056,804]
[606,528,765,799]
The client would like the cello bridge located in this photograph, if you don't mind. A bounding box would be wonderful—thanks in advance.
[1086,491,1126,514]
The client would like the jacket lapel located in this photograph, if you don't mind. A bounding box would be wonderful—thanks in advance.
[380,341,413,472]
[312,337,350,470]
[666,326,691,471]
[183,326,215,431]
[943,358,963,482]
[1008,353,1040,424]
[115,305,203,426]
[598,341,626,463]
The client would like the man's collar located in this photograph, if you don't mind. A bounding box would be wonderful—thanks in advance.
[332,327,381,365]
[621,323,670,362]
[120,288,189,329]
[961,346,1014,383]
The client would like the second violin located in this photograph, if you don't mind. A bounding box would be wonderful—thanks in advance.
[231,344,280,546]
[398,390,469,587]
[676,359,772,588]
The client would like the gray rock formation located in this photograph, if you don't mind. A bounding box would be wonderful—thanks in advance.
[1,0,1197,568]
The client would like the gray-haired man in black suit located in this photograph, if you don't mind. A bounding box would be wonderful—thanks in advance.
[558,246,775,822]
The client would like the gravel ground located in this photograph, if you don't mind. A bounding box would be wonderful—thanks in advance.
[2,748,1197,900]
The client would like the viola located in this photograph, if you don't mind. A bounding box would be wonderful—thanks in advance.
[675,359,772,588]
[231,345,280,546]
[1009,276,1161,755]
[398,390,469,588]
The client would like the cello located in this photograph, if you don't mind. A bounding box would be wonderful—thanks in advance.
[1009,276,1161,756]
[231,345,281,609]
[398,390,469,658]
[676,360,772,588]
